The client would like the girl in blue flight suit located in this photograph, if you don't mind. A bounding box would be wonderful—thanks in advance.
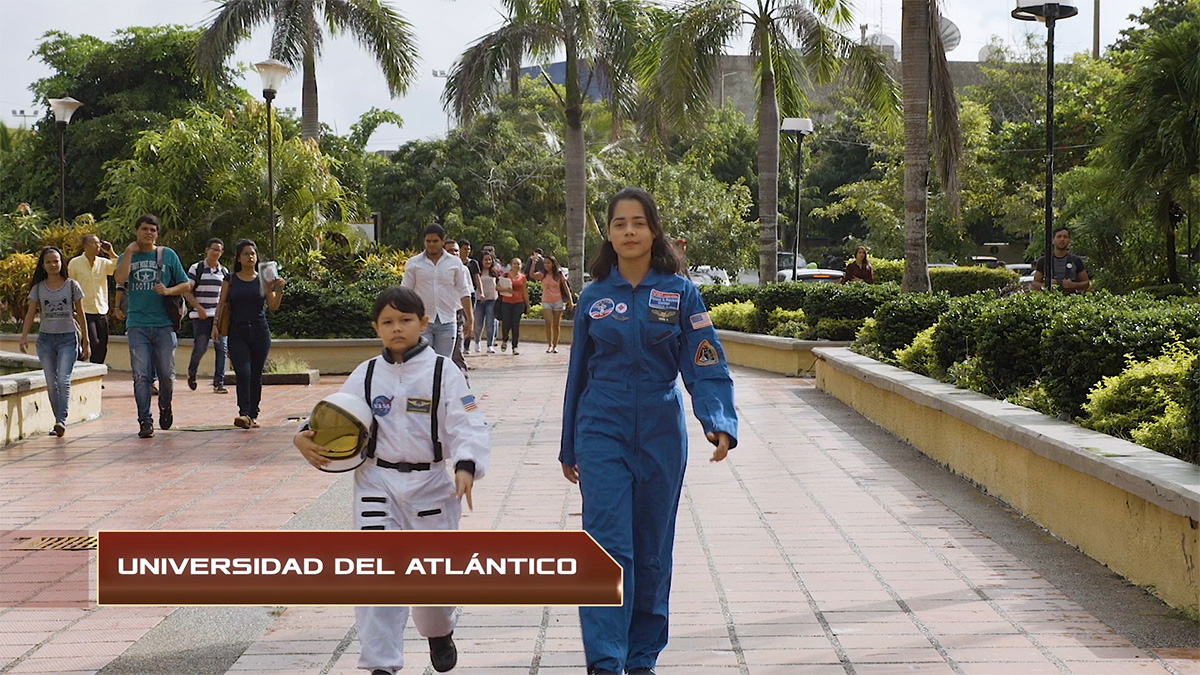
[560,187,738,675]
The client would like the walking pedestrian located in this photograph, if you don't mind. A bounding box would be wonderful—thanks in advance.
[215,239,285,429]
[560,187,737,675]
[20,247,90,437]
[185,238,230,394]
[498,257,527,355]
[472,251,500,354]
[113,214,193,439]
[401,224,474,361]
[66,234,115,364]
[532,255,573,353]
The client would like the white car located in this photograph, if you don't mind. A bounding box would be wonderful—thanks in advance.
[689,265,731,286]
[777,268,844,283]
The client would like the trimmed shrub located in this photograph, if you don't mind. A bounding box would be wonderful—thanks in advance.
[873,292,950,359]
[1081,343,1197,462]
[0,252,37,323]
[930,292,999,374]
[699,283,760,310]
[895,325,940,377]
[929,266,1018,296]
[271,265,405,338]
[851,317,887,361]
[765,307,805,333]
[872,258,904,284]
[770,320,809,339]
[972,292,1075,397]
[708,301,758,333]
[802,282,901,327]
[1042,295,1200,416]
[1007,381,1058,417]
[813,318,863,341]
[756,282,813,311]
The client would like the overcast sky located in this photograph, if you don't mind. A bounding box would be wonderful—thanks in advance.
[0,0,1156,152]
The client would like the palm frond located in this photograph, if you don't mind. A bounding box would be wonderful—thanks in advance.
[839,38,901,123]
[589,0,651,126]
[775,3,838,85]
[196,0,276,88]
[325,0,419,97]
[655,0,744,132]
[929,2,962,216]
[271,0,321,64]
[764,25,810,118]
[443,22,556,124]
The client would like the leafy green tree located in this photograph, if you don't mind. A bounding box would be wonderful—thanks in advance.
[99,103,356,266]
[197,0,419,143]
[1103,11,1199,285]
[318,107,404,221]
[653,0,898,285]
[443,0,649,290]
[1,26,239,218]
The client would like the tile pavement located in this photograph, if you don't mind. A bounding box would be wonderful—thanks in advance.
[0,344,1196,675]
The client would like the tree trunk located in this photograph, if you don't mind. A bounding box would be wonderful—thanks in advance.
[757,30,779,286]
[901,0,931,293]
[301,46,320,144]
[564,3,587,291]
[1163,193,1180,284]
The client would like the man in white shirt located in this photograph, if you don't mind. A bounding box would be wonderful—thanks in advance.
[67,234,117,364]
[402,224,474,361]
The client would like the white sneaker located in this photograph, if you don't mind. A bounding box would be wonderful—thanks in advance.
[512,347,520,355]
[463,346,471,355]
[487,346,495,354]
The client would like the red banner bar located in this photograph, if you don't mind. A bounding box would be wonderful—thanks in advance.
[98,530,621,606]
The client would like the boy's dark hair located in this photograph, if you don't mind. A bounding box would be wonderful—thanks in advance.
[205,238,225,249]
[457,238,470,248]
[373,286,425,321]
[534,248,543,255]
[423,224,447,239]
[1053,226,1070,236]
[135,214,161,231]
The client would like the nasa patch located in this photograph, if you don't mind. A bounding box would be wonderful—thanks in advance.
[406,397,433,414]
[371,395,394,417]
[589,298,616,319]
[694,339,720,367]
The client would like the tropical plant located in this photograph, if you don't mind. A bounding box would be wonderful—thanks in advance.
[653,0,898,285]
[197,0,419,142]
[443,0,649,290]
[900,0,961,292]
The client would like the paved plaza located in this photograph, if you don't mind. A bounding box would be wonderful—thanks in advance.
[1,345,1197,675]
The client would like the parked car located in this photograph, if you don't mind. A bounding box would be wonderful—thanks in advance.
[689,265,731,286]
[1006,263,1035,285]
[969,255,1007,269]
[777,268,844,283]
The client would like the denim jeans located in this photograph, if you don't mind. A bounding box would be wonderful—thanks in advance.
[472,299,497,348]
[128,325,177,425]
[423,318,457,358]
[37,331,78,426]
[188,317,227,386]
[227,320,271,419]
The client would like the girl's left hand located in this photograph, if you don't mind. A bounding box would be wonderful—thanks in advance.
[707,431,732,462]
[271,278,286,292]
[80,343,90,361]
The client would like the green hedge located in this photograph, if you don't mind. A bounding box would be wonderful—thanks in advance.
[801,282,901,327]
[271,266,405,338]
[972,292,1074,396]
[872,293,950,358]
[1041,295,1200,416]
[930,266,1018,296]
[930,292,999,374]
[698,283,760,309]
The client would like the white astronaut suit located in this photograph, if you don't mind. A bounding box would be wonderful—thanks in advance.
[335,339,491,674]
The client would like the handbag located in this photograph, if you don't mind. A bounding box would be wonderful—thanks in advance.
[216,281,232,337]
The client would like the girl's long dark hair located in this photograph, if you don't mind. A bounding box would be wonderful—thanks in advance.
[232,239,256,273]
[30,247,67,289]
[588,187,682,282]
[544,255,564,280]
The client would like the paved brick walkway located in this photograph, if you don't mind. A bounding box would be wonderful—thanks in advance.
[1,346,1196,675]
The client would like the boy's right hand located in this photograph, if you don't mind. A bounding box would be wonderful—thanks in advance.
[294,430,330,469]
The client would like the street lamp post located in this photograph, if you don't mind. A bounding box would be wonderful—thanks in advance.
[255,59,292,261]
[1012,1,1077,292]
[48,97,83,225]
[432,70,452,133]
[781,117,814,280]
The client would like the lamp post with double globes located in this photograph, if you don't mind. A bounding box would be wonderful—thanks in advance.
[1012,1,1077,292]
[48,97,84,225]
[255,59,292,261]
[781,117,814,281]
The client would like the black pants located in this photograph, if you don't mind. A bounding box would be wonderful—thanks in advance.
[85,313,109,364]
[498,301,524,347]
[227,321,271,419]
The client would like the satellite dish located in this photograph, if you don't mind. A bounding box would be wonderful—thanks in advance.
[938,15,961,52]
[866,32,899,59]
[979,43,1007,62]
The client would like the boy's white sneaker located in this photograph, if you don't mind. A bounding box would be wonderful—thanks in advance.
[487,346,496,354]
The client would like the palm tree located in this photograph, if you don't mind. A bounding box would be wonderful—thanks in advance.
[197,0,419,143]
[654,0,898,285]
[901,0,961,292]
[1106,14,1199,285]
[444,0,647,290]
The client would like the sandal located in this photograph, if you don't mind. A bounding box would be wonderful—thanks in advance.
[234,416,251,429]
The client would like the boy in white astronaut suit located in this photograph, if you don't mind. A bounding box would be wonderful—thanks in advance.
[294,286,490,674]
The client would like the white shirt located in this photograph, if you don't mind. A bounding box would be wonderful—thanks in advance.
[402,251,473,324]
[341,347,490,475]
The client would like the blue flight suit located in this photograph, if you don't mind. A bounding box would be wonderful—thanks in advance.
[560,266,738,674]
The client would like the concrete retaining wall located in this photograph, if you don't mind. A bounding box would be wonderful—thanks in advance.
[1,351,107,444]
[813,346,1200,616]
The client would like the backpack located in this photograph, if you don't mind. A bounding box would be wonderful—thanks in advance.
[157,247,185,332]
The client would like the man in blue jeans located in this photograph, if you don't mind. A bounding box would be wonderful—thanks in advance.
[185,238,230,394]
[113,214,194,439]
